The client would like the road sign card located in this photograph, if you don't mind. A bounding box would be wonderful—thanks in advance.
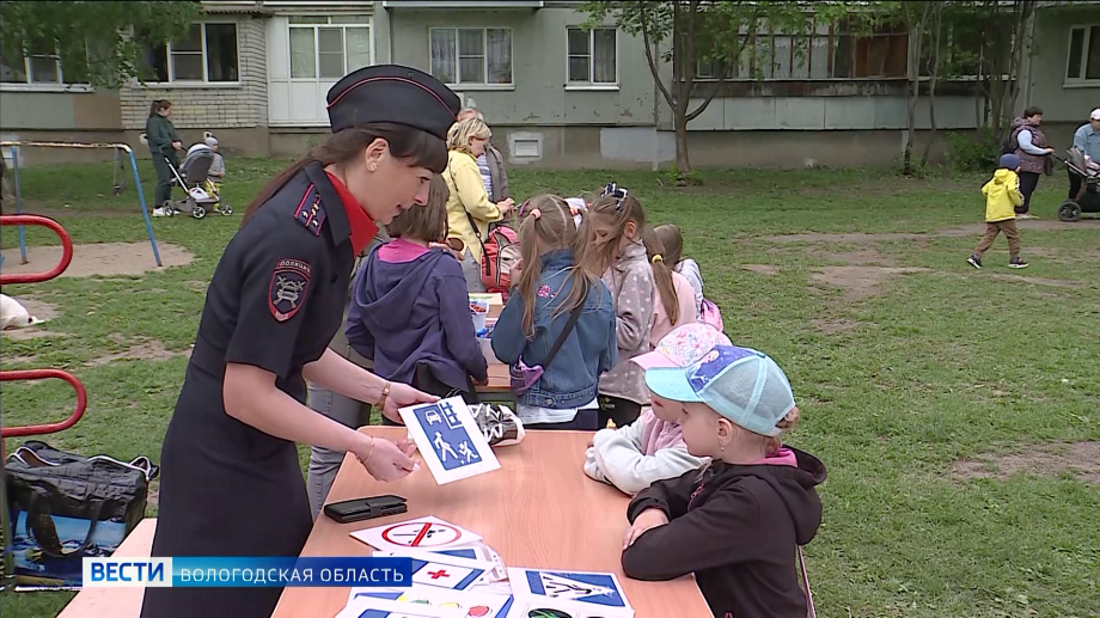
[372,550,494,591]
[351,516,482,552]
[399,397,500,485]
[508,568,634,618]
[344,587,513,618]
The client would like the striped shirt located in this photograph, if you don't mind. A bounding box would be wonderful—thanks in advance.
[476,153,493,201]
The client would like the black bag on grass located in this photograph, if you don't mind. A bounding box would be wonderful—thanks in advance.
[5,440,158,589]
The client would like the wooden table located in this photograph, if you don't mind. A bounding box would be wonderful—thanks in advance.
[273,428,710,618]
[57,519,157,618]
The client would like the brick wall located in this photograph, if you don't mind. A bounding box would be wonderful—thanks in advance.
[120,16,268,132]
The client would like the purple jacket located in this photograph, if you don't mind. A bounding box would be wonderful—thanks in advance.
[346,239,488,392]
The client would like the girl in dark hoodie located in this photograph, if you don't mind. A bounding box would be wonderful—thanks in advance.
[622,344,826,618]
[345,175,488,411]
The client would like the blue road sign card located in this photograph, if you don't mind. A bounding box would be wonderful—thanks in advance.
[508,568,635,618]
[399,397,500,485]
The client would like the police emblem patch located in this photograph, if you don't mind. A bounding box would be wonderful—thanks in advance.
[269,258,311,322]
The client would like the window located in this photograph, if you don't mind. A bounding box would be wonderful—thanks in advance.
[567,27,617,85]
[289,15,372,80]
[694,18,908,80]
[429,28,512,86]
[0,43,88,86]
[143,23,239,83]
[1067,25,1100,83]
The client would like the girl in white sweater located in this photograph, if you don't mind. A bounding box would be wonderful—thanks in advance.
[584,324,730,495]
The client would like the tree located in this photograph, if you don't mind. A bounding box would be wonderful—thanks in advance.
[0,1,202,90]
[889,0,935,175]
[970,0,1037,138]
[582,1,858,180]
[921,2,945,167]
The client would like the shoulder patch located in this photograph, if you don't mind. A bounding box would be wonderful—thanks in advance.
[294,185,327,236]
[269,258,312,322]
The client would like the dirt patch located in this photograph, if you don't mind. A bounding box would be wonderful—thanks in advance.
[85,339,192,367]
[989,274,1083,289]
[0,242,193,278]
[1,354,38,365]
[811,266,931,302]
[953,441,1100,484]
[742,264,781,276]
[813,318,860,334]
[1,328,68,341]
[766,219,1100,243]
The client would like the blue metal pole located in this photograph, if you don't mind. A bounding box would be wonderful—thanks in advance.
[125,147,162,267]
[11,146,27,264]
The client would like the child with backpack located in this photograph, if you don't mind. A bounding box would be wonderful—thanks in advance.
[345,175,488,406]
[655,223,724,331]
[641,225,698,347]
[622,344,826,618]
[491,195,617,430]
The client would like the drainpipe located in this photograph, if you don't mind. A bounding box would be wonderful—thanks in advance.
[652,38,660,172]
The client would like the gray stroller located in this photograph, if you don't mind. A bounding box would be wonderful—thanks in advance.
[164,148,232,219]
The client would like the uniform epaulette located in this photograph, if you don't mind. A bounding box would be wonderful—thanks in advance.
[294,185,327,236]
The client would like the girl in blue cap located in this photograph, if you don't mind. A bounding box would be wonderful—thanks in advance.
[621,345,826,618]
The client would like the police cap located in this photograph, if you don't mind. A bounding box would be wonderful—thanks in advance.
[326,65,460,140]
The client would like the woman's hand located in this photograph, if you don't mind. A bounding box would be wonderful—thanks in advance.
[623,508,669,549]
[172,141,183,151]
[353,434,417,482]
[497,198,515,214]
[381,382,438,424]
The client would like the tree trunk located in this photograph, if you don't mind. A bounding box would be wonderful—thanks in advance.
[904,5,930,175]
[674,123,691,176]
[922,5,943,166]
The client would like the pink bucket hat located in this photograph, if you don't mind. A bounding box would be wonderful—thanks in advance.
[631,323,733,370]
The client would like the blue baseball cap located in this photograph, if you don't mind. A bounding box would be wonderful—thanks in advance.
[644,345,795,437]
[999,153,1020,170]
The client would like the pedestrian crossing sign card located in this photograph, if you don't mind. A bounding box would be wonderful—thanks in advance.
[507,568,634,618]
[399,397,500,485]
[351,516,483,552]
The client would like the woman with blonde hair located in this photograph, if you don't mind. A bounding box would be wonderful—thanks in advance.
[444,117,515,292]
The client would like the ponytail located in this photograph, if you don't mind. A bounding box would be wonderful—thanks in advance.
[641,225,680,325]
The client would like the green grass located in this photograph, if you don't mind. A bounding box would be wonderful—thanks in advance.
[2,160,1098,618]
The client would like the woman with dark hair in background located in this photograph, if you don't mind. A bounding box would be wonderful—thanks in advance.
[141,65,460,618]
[145,99,182,217]
[1010,106,1054,219]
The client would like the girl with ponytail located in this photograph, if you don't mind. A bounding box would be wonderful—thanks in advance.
[491,195,617,430]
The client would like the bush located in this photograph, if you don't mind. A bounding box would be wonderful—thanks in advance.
[946,128,1001,173]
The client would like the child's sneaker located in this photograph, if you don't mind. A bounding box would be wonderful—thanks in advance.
[152,207,169,217]
[967,254,982,269]
[1008,257,1029,269]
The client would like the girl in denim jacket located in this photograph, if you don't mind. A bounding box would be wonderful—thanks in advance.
[587,185,656,428]
[491,195,618,429]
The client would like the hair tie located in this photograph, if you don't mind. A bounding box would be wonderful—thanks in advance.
[651,254,663,264]
[530,208,542,220]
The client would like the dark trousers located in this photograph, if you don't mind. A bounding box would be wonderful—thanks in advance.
[1017,171,1041,214]
[381,364,478,426]
[598,395,643,429]
[974,219,1021,258]
[151,152,177,207]
[1069,168,1083,201]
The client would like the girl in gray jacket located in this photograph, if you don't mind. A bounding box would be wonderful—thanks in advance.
[586,184,655,428]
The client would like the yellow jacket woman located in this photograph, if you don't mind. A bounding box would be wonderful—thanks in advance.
[444,117,514,265]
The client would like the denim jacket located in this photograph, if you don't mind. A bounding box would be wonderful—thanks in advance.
[492,249,618,409]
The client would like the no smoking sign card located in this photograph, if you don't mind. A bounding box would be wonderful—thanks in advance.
[351,516,483,553]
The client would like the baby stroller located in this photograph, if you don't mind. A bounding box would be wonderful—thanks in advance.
[1056,148,1100,222]
[163,147,232,219]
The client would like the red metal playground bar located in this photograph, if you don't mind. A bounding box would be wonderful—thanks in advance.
[0,213,88,590]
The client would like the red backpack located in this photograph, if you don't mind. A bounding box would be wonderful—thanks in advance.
[480,224,521,300]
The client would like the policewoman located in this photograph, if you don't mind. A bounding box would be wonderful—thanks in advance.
[142,65,461,618]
